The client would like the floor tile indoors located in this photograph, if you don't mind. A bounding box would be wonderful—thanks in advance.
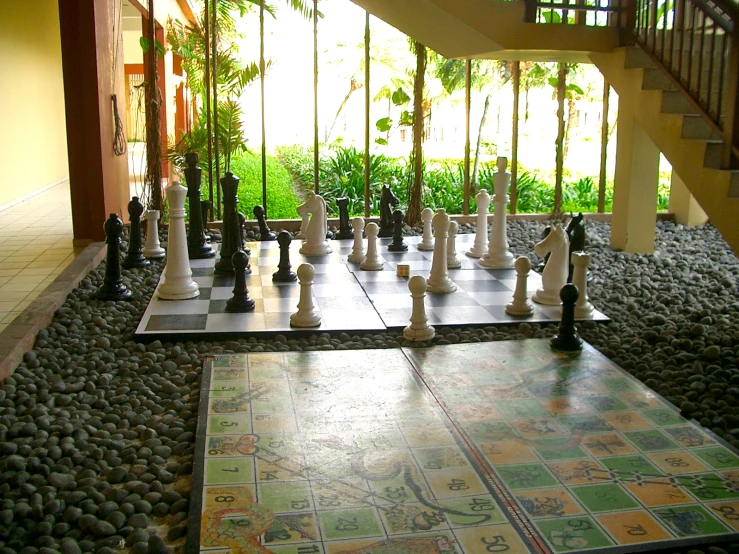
[0,181,83,333]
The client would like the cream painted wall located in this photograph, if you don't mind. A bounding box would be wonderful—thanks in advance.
[0,1,68,207]
[123,28,144,65]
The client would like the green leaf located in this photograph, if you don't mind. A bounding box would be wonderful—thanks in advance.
[139,37,165,58]
[547,76,559,88]
[399,110,414,126]
[391,87,411,106]
[542,10,562,23]
[376,117,393,132]
[375,138,388,146]
[567,84,585,95]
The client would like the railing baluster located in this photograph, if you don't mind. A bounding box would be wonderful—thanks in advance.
[707,22,716,116]
[687,4,695,91]
[696,11,705,103]
[677,0,686,79]
[723,26,739,168]
[716,31,726,124]
[660,0,669,61]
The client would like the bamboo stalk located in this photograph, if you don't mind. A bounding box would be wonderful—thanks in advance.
[364,12,371,218]
[260,0,267,214]
[463,59,471,215]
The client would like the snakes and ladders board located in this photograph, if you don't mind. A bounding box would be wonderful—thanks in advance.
[187,340,739,553]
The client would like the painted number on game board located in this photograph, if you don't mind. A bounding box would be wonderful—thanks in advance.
[481,535,510,552]
[319,494,342,507]
[664,457,689,468]
[215,495,235,503]
[448,479,469,491]
[220,421,238,428]
[291,499,310,510]
[261,471,279,481]
[297,547,320,554]
[624,524,648,536]
[470,498,496,512]
[383,486,407,500]
[335,517,359,531]
[713,505,739,520]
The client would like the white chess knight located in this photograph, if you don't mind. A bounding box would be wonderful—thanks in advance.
[417,207,434,251]
[479,157,514,269]
[347,217,366,263]
[426,209,457,294]
[571,251,594,318]
[360,222,383,270]
[446,220,461,269]
[143,209,165,259]
[403,275,435,342]
[156,182,199,300]
[505,256,534,316]
[290,263,321,327]
[297,192,332,255]
[532,223,569,306]
[466,189,490,258]
[295,210,310,240]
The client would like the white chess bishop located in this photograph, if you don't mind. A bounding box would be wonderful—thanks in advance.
[466,190,490,258]
[426,209,456,294]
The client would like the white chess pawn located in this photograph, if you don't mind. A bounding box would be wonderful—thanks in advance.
[505,256,534,316]
[156,182,199,300]
[143,209,165,259]
[466,190,490,258]
[446,220,461,269]
[403,275,435,342]
[347,217,366,263]
[290,263,321,327]
[572,251,594,319]
[360,222,383,271]
[417,207,434,251]
[426,209,457,294]
[479,157,514,269]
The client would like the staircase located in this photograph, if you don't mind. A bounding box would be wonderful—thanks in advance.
[352,0,739,254]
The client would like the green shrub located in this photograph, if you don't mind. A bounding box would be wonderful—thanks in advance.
[206,151,301,219]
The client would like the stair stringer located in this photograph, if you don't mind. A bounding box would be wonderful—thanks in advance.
[589,48,739,255]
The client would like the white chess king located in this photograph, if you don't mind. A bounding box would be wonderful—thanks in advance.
[479,157,514,269]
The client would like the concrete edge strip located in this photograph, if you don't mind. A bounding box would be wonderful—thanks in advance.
[0,241,107,382]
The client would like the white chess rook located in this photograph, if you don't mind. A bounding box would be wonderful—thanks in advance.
[290,263,321,327]
[297,192,332,255]
[403,275,435,341]
[426,209,457,293]
[572,251,594,318]
[479,157,514,269]
[360,222,383,270]
[466,190,490,258]
[143,210,165,259]
[505,256,534,316]
[446,220,461,269]
[156,183,199,300]
[417,207,434,251]
[532,223,569,306]
[347,217,366,263]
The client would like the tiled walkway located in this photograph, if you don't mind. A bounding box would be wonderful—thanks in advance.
[0,181,84,332]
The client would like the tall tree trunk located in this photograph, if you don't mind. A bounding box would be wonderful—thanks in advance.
[326,79,362,143]
[563,96,576,162]
[471,93,490,192]
[406,41,425,226]
[144,0,162,212]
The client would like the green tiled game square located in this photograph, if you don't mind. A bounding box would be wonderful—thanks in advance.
[320,507,382,540]
[212,355,248,368]
[557,415,613,434]
[496,400,551,419]
[678,473,739,501]
[663,425,716,448]
[600,455,661,477]
[259,481,313,513]
[267,543,323,554]
[368,474,429,505]
[653,505,730,537]
[536,516,614,551]
[571,483,639,512]
[212,367,246,380]
[251,397,293,412]
[531,438,588,461]
[468,371,520,387]
[601,376,640,393]
[641,408,686,427]
[209,381,248,397]
[586,395,630,412]
[497,463,559,490]
[414,446,470,471]
[694,447,739,470]
[264,513,318,544]
[354,427,406,450]
[441,495,507,527]
[441,387,487,404]
[623,429,679,452]
[208,413,252,435]
[205,457,255,485]
[256,433,300,454]
[465,421,519,442]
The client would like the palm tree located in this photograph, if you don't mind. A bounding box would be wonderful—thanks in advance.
[406,40,426,226]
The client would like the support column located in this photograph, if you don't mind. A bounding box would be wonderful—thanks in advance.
[669,170,708,226]
[58,0,128,242]
[611,112,659,253]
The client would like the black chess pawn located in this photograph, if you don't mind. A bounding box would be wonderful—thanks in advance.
[215,172,241,275]
[254,205,277,241]
[387,209,408,252]
[237,212,251,254]
[226,250,255,312]
[335,197,353,239]
[550,283,583,352]
[122,197,150,269]
[272,231,297,282]
[184,152,215,259]
[94,214,133,301]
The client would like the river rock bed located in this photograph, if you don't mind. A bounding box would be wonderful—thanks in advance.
[0,220,738,554]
